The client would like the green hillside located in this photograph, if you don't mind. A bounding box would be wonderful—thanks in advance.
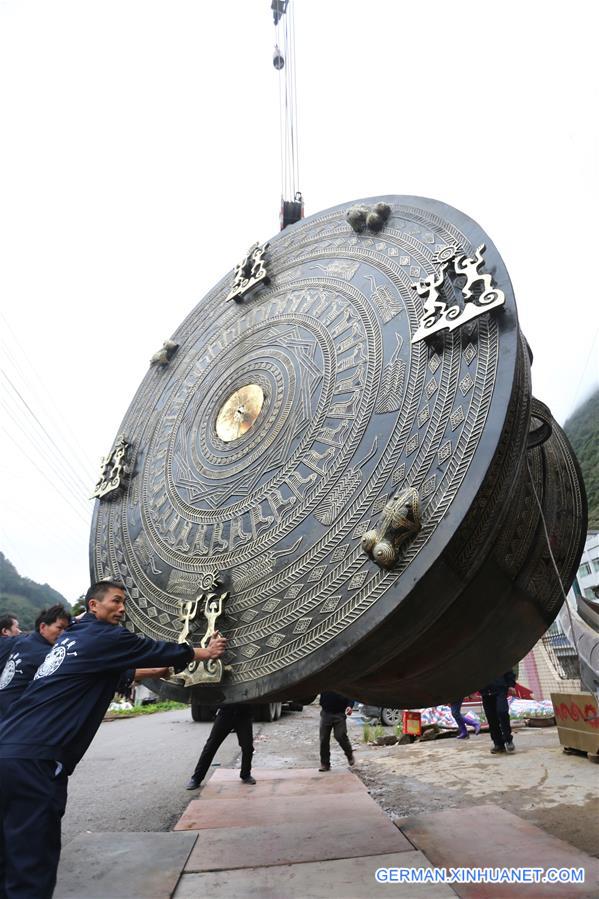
[564,387,599,529]
[0,552,70,630]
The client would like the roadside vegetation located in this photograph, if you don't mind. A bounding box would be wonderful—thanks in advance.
[107,701,187,717]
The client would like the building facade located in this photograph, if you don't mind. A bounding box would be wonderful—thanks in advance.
[576,531,599,601]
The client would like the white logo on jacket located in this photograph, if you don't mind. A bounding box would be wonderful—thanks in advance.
[0,652,23,690]
[34,638,78,680]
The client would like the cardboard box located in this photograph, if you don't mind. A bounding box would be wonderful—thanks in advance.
[551,692,599,756]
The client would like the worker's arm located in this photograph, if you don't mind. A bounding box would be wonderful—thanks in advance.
[134,634,227,679]
[133,667,170,680]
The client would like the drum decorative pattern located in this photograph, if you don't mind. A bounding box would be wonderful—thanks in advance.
[92,200,506,688]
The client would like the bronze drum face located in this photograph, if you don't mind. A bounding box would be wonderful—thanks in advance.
[90,195,586,707]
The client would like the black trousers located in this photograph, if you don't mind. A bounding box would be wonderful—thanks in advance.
[193,711,254,783]
[482,688,512,747]
[319,711,353,765]
[0,758,68,899]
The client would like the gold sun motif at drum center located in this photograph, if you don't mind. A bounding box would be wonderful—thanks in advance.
[215,385,265,442]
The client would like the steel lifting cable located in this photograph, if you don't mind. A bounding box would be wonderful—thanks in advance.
[276,23,285,200]
[281,11,290,199]
[285,9,294,199]
[289,0,299,196]
[274,0,300,205]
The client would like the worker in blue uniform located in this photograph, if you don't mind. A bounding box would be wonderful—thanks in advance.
[0,579,226,899]
[0,616,20,639]
[0,617,21,679]
[0,605,71,719]
[0,637,16,676]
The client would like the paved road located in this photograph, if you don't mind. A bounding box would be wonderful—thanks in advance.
[62,708,259,845]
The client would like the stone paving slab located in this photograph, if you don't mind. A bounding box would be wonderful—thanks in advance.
[199,771,365,799]
[55,831,197,899]
[174,850,458,898]
[184,812,413,871]
[400,804,599,898]
[208,766,347,782]
[175,788,381,831]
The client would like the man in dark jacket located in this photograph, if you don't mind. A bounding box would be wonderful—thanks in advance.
[0,616,20,639]
[186,703,255,790]
[0,579,226,899]
[0,634,17,675]
[480,671,516,754]
[319,691,355,771]
[0,605,71,719]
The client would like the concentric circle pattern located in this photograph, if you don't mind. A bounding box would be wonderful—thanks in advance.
[91,196,514,696]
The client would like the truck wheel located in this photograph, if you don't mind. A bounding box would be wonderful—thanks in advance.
[381,707,402,727]
[261,702,282,722]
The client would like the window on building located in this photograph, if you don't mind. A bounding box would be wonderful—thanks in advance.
[578,562,591,577]
[592,557,599,572]
[560,656,581,680]
[541,628,580,680]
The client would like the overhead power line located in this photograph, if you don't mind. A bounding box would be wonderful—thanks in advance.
[0,394,91,511]
[0,424,91,528]
[0,309,97,488]
[0,367,93,501]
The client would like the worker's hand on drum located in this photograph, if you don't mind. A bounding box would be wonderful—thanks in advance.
[196,631,227,661]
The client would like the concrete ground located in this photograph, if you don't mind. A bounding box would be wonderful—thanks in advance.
[350,715,599,860]
[243,703,599,859]
[62,707,254,843]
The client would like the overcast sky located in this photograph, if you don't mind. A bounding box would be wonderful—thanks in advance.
[1,0,597,603]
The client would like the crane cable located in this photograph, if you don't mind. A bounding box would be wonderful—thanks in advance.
[274,1,301,213]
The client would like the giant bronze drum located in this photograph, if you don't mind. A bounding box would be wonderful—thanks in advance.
[90,195,587,707]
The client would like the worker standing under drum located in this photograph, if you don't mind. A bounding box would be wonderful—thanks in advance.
[318,691,355,771]
[480,671,517,754]
[185,703,256,790]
